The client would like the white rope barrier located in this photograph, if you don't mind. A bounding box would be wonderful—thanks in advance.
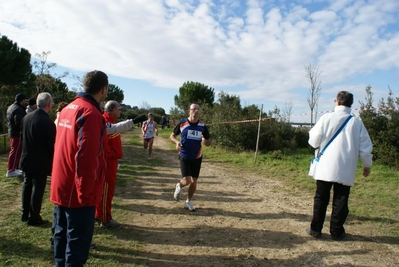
[208,107,399,126]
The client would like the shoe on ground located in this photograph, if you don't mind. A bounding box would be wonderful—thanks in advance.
[184,201,196,211]
[174,183,181,201]
[27,218,50,226]
[6,170,22,177]
[90,242,96,249]
[331,232,346,241]
[306,227,322,238]
[100,219,122,229]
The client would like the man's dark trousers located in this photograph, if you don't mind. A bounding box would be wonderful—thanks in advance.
[311,180,351,237]
[21,172,47,223]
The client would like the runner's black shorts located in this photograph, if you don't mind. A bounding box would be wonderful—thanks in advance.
[179,157,202,179]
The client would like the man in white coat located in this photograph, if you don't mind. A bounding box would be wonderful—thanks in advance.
[307,91,373,241]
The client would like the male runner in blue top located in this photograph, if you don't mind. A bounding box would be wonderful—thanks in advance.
[170,103,211,211]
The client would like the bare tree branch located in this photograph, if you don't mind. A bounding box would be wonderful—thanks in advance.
[282,100,294,123]
[305,63,322,126]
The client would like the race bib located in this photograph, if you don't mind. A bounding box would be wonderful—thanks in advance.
[187,130,202,140]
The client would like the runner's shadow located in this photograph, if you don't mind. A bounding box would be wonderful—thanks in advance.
[104,248,372,267]
[114,203,309,221]
[90,233,378,267]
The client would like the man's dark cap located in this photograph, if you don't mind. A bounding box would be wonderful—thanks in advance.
[15,93,28,102]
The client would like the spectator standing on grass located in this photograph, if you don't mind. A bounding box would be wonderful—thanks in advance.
[20,92,55,226]
[50,70,108,266]
[50,102,136,250]
[306,91,373,241]
[95,100,133,229]
[160,115,166,129]
[26,98,37,114]
[170,103,211,211]
[6,93,28,178]
[142,113,158,159]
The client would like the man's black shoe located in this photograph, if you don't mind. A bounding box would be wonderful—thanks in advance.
[306,227,322,238]
[27,219,50,226]
[331,232,346,241]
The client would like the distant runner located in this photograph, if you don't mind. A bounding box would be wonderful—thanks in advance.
[142,113,158,159]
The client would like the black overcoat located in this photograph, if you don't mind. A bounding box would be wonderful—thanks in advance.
[20,108,56,176]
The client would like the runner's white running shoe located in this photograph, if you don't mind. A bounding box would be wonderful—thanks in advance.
[174,183,181,201]
[185,201,195,211]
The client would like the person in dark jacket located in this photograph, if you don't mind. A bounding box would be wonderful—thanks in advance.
[160,115,166,129]
[20,92,56,226]
[6,93,28,177]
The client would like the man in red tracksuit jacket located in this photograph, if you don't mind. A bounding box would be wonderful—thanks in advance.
[50,70,109,267]
[96,100,132,229]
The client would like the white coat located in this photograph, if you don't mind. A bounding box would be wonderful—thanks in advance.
[308,106,373,186]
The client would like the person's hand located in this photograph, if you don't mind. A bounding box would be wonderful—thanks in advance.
[176,142,181,151]
[363,167,371,177]
[201,137,210,146]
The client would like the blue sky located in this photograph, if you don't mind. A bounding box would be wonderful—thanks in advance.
[1,0,399,122]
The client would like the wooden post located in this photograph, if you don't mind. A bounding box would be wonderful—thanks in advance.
[254,104,263,163]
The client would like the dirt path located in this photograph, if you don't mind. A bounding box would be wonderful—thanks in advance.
[118,130,399,267]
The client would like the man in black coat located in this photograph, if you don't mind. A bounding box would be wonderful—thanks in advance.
[20,92,56,226]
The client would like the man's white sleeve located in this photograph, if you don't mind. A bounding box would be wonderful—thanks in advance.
[106,120,133,135]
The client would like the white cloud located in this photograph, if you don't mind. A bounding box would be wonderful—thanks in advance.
[1,0,398,114]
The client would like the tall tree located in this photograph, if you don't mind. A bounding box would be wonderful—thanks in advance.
[174,81,215,111]
[305,64,322,126]
[242,104,262,119]
[0,35,32,88]
[149,107,165,116]
[0,35,32,132]
[209,92,244,150]
[32,51,68,94]
[359,86,399,168]
[105,84,124,103]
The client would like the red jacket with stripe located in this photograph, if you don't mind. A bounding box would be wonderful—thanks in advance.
[103,112,123,160]
[50,93,107,208]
